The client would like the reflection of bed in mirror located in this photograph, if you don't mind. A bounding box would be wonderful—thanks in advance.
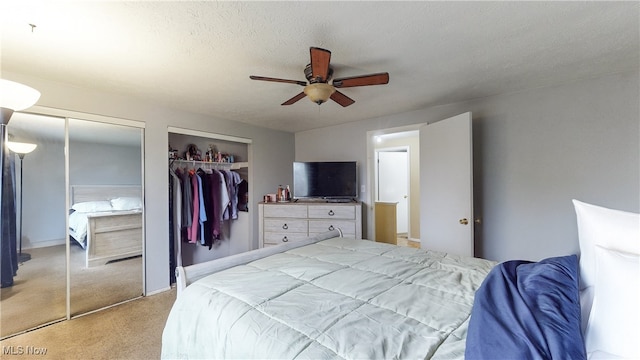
[69,185,143,268]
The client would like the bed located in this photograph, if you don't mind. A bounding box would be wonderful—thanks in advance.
[69,185,143,268]
[162,200,639,360]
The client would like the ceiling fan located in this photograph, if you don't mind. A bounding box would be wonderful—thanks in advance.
[250,47,389,107]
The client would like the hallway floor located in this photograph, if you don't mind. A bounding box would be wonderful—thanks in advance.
[396,233,420,248]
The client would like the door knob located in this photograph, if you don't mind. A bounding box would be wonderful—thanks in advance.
[459,218,469,225]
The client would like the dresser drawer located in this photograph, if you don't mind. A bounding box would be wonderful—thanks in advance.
[263,204,308,218]
[263,219,308,233]
[264,232,309,245]
[308,205,355,219]
[309,220,356,236]
[259,202,362,248]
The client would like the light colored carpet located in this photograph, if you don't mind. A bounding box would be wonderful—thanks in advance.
[1,244,142,338]
[0,288,176,359]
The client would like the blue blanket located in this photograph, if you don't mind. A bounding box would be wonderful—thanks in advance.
[465,255,586,360]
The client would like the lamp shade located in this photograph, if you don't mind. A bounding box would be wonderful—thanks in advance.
[7,141,37,154]
[303,83,335,105]
[0,79,41,111]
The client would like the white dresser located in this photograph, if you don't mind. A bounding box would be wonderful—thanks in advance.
[258,201,362,247]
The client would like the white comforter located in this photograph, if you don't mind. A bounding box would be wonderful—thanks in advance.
[162,237,495,359]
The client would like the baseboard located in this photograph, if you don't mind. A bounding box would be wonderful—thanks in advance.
[24,238,66,249]
[145,286,173,297]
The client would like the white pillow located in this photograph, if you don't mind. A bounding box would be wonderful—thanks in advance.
[110,197,142,211]
[572,199,640,290]
[584,246,640,358]
[71,200,113,213]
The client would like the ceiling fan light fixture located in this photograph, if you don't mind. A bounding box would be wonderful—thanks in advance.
[304,83,335,105]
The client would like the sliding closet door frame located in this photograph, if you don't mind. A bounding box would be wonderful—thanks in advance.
[64,117,70,319]
[27,106,146,320]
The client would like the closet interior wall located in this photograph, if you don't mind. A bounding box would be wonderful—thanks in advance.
[168,132,250,273]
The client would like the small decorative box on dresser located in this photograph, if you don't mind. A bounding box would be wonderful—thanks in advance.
[258,201,362,247]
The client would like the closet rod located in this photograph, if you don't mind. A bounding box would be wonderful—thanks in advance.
[170,159,248,170]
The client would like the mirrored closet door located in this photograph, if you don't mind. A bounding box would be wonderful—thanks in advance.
[68,118,144,316]
[1,113,67,338]
[0,112,144,339]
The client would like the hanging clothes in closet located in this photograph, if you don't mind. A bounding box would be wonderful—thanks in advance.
[169,163,247,250]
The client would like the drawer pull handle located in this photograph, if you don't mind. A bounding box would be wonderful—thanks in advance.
[328,225,335,231]
[282,223,288,230]
[328,210,335,216]
[282,236,289,242]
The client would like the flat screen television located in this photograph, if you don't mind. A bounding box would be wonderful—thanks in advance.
[293,161,357,200]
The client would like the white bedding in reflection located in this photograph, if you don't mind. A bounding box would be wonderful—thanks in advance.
[68,211,89,248]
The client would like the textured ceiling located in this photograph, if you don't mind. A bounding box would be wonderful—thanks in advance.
[1,1,638,133]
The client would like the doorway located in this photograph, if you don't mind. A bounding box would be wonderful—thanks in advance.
[376,148,409,236]
[367,112,474,256]
[371,130,420,243]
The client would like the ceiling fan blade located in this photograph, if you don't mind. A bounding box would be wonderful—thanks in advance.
[330,91,355,107]
[250,75,306,86]
[310,47,331,82]
[281,92,307,106]
[332,72,389,88]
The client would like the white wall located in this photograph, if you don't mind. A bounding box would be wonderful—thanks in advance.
[69,141,142,186]
[296,71,640,262]
[12,139,65,248]
[5,71,295,294]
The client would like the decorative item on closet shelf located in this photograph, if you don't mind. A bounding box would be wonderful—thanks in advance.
[177,143,237,163]
[169,146,178,159]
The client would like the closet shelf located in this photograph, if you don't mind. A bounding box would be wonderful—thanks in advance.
[170,159,248,170]
[231,162,248,170]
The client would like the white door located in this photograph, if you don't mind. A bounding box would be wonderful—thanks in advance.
[420,112,473,257]
[377,150,408,233]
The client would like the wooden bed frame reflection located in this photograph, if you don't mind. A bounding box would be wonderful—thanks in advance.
[70,185,143,268]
